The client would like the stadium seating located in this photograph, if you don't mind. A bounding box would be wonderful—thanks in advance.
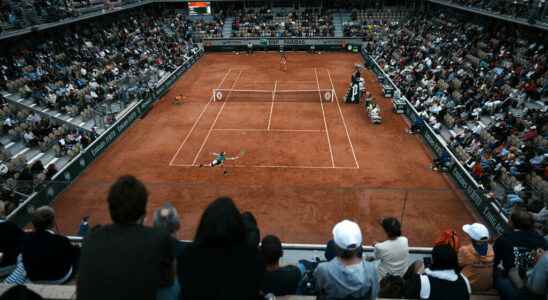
[364,12,547,218]
[0,7,201,216]
[231,7,335,38]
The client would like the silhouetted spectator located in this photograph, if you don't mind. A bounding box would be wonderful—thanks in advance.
[404,244,471,300]
[260,234,302,296]
[77,176,176,300]
[0,200,24,277]
[177,197,265,300]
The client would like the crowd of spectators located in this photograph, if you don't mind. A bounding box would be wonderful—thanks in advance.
[0,0,78,34]
[0,7,199,125]
[0,6,202,216]
[343,9,409,37]
[0,175,546,300]
[232,7,335,38]
[364,13,548,222]
[448,0,548,23]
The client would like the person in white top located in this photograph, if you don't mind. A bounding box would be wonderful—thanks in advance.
[369,217,409,278]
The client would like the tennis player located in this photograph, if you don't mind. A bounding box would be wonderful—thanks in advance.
[200,151,241,175]
[280,53,287,72]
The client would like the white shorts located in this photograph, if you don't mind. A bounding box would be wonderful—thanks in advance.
[211,159,222,166]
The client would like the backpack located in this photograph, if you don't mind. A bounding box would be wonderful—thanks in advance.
[379,274,404,298]
[297,258,321,295]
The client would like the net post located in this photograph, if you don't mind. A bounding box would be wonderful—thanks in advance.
[212,89,216,102]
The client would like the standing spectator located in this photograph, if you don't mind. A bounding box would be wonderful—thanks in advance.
[370,217,409,278]
[260,234,302,296]
[458,223,494,292]
[0,201,24,277]
[153,202,183,300]
[493,208,546,300]
[77,176,176,300]
[314,220,379,300]
[177,197,265,300]
[21,206,79,283]
[404,244,471,300]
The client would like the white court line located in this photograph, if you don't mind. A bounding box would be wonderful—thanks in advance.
[11,147,29,159]
[168,68,234,166]
[327,69,360,169]
[170,163,358,169]
[45,157,59,168]
[314,68,335,168]
[268,80,277,130]
[4,142,15,149]
[213,128,323,132]
[28,152,44,164]
[191,70,243,166]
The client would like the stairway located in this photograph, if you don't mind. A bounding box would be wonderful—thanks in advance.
[222,16,233,38]
[333,13,344,37]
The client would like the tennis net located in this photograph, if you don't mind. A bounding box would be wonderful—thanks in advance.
[212,88,334,103]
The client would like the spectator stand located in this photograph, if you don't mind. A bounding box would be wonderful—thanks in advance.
[428,0,548,30]
[341,8,412,37]
[0,0,153,41]
[361,49,510,235]
[6,46,204,228]
[0,237,500,300]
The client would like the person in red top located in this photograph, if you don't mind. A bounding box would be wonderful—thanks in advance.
[522,126,538,142]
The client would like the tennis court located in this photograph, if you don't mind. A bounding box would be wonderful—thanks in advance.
[52,52,479,245]
[168,66,358,169]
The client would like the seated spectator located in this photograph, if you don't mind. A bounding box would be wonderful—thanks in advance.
[314,220,379,300]
[20,206,79,283]
[0,201,24,277]
[458,223,494,292]
[527,250,547,299]
[153,202,183,300]
[260,234,302,296]
[404,244,471,300]
[77,176,176,300]
[177,197,265,300]
[369,217,409,278]
[494,208,546,300]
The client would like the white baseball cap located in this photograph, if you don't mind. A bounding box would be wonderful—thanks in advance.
[333,220,362,250]
[462,223,489,241]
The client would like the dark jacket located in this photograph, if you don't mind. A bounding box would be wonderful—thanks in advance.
[0,219,24,268]
[21,230,79,282]
[262,265,302,296]
[77,224,176,300]
[493,229,546,276]
[404,270,470,300]
[178,243,265,300]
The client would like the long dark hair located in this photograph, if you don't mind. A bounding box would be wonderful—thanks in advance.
[193,197,246,247]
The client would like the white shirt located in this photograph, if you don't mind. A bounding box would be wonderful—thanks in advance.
[374,236,409,278]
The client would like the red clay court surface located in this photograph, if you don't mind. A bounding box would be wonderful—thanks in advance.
[53,52,478,246]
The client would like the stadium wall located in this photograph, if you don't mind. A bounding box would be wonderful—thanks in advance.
[203,37,363,51]
[6,48,205,227]
[361,49,510,235]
